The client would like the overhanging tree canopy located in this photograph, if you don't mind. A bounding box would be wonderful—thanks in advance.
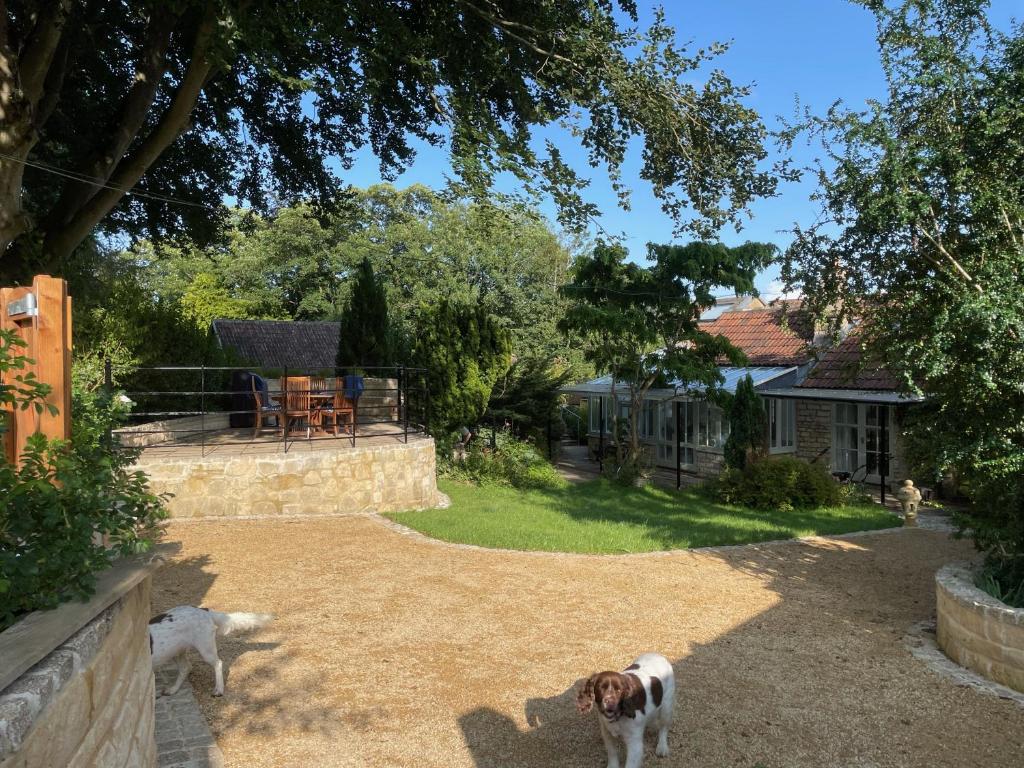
[1,0,777,281]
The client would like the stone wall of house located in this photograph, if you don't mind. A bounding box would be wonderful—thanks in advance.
[936,563,1024,694]
[138,437,439,518]
[0,580,156,768]
[795,400,832,467]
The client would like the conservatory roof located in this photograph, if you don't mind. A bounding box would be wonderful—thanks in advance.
[561,366,796,399]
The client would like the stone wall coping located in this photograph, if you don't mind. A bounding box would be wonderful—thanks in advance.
[0,546,169,694]
[135,435,431,466]
[937,561,1024,627]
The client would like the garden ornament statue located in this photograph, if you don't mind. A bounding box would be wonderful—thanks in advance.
[895,479,922,526]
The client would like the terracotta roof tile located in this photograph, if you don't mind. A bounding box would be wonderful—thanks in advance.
[800,333,898,390]
[700,308,813,366]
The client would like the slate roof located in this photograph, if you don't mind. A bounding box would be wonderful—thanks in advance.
[700,307,814,366]
[799,333,898,391]
[212,319,341,371]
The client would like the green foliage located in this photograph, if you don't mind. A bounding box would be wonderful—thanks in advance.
[559,240,776,477]
[0,330,56,429]
[723,374,764,470]
[976,560,1024,609]
[708,457,842,512]
[133,188,587,372]
[410,300,512,436]
[2,1,777,279]
[336,257,395,370]
[439,430,565,491]
[782,1,1024,571]
[486,356,572,439]
[0,343,166,631]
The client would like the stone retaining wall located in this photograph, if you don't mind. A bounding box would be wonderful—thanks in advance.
[0,579,155,768]
[936,562,1024,693]
[139,437,439,518]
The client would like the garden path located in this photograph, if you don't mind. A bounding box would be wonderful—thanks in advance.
[152,517,1024,767]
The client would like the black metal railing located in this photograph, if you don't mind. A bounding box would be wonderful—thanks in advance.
[107,363,430,456]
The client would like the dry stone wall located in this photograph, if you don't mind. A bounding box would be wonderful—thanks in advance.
[936,563,1024,693]
[139,437,439,518]
[0,579,156,768]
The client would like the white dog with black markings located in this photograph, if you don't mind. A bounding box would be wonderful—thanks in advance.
[149,606,273,696]
[576,653,675,768]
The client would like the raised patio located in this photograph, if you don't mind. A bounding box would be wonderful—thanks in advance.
[122,368,441,519]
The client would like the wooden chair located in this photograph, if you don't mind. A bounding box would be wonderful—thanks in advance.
[282,376,317,439]
[322,387,356,436]
[250,374,282,438]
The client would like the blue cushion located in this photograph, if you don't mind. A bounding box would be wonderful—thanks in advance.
[343,375,365,400]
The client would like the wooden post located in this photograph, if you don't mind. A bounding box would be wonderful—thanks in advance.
[0,275,72,464]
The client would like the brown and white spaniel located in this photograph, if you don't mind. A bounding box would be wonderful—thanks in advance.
[576,652,675,768]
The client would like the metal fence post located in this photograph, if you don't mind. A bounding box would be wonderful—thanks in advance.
[200,365,206,458]
[400,365,408,443]
[103,357,113,449]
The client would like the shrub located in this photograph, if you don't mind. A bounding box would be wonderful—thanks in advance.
[0,337,167,631]
[438,429,564,490]
[708,456,842,511]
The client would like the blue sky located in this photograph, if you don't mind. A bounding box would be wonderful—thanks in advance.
[339,1,1020,298]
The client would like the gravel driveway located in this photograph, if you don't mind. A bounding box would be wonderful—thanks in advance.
[152,516,1024,768]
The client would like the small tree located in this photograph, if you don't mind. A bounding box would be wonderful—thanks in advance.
[560,240,776,478]
[723,374,764,470]
[336,258,395,370]
[410,300,512,436]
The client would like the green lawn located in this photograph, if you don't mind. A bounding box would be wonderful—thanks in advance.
[386,478,899,554]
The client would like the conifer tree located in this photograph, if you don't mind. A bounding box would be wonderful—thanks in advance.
[724,374,764,470]
[336,258,394,370]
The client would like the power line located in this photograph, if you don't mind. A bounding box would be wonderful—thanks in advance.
[0,151,218,211]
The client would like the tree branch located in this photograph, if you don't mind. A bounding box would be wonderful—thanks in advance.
[42,8,220,263]
[45,5,180,228]
[17,0,72,107]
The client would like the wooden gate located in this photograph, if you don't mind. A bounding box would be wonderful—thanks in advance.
[1,275,72,464]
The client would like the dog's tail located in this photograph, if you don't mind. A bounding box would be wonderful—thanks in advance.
[207,610,274,636]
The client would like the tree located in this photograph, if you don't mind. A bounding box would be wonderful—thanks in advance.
[130,186,587,370]
[723,374,763,470]
[1,1,778,282]
[560,240,776,475]
[486,356,573,441]
[336,257,394,370]
[782,1,1024,586]
[410,300,512,436]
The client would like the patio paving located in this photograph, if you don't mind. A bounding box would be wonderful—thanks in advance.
[152,516,1024,768]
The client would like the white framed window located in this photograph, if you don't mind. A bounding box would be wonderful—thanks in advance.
[639,399,656,439]
[766,397,796,453]
[695,402,730,451]
[588,396,600,433]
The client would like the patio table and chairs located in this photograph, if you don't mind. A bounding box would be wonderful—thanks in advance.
[254,374,362,440]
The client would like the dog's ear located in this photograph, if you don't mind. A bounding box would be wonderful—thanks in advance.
[620,674,646,718]
[576,675,596,714]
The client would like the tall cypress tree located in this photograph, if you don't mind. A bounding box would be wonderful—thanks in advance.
[724,374,764,470]
[336,258,394,370]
